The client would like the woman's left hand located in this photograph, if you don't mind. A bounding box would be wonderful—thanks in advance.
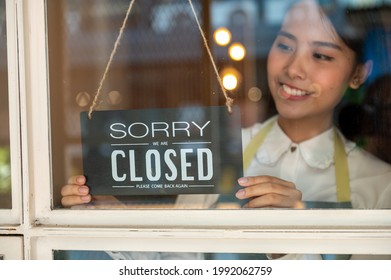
[235,176,303,208]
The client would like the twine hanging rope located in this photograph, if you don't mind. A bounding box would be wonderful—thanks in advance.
[187,0,234,113]
[88,0,233,119]
[88,0,136,119]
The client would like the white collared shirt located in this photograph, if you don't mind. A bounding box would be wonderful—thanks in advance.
[242,116,391,209]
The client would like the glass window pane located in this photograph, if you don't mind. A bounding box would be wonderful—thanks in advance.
[53,250,269,260]
[47,0,391,211]
[47,0,256,210]
[0,0,11,210]
[53,250,390,260]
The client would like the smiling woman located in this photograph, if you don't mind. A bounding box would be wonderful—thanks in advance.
[267,0,371,141]
[240,0,391,211]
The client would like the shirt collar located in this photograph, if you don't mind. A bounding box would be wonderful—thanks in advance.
[253,118,356,169]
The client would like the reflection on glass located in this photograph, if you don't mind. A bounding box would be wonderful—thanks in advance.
[53,250,390,260]
[48,0,261,209]
[48,0,391,210]
[0,0,11,210]
[53,250,268,260]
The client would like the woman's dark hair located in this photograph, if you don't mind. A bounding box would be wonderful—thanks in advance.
[282,0,370,64]
[317,1,369,64]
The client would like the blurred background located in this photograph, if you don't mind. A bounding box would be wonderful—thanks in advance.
[0,0,11,209]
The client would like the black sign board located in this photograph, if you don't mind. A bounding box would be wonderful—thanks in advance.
[80,106,242,196]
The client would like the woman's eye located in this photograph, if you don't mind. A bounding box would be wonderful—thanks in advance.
[313,52,333,61]
[277,43,293,52]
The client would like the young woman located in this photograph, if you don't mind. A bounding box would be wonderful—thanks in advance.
[60,0,391,259]
[234,0,391,210]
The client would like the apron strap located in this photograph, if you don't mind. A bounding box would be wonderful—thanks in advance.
[243,120,274,171]
[334,129,351,202]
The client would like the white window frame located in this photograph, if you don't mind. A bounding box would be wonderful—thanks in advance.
[0,236,23,259]
[0,0,23,227]
[30,229,391,260]
[11,0,391,259]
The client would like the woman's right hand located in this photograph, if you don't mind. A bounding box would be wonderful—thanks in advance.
[61,175,91,207]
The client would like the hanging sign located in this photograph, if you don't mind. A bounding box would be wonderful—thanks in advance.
[80,106,243,196]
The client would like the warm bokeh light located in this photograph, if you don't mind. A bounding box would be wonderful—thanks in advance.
[107,90,122,105]
[247,87,263,102]
[76,91,91,107]
[213,27,231,46]
[221,67,241,91]
[222,74,238,90]
[229,43,246,61]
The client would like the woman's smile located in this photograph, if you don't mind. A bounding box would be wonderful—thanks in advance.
[278,83,313,100]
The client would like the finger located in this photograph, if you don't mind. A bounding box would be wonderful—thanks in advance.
[61,183,90,197]
[243,193,298,208]
[236,182,301,200]
[238,176,295,189]
[67,175,86,185]
[61,195,91,207]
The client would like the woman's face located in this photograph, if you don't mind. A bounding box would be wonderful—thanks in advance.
[267,0,359,124]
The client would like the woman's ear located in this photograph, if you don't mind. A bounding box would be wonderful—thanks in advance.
[349,60,373,89]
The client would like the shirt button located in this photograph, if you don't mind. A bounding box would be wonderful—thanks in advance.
[290,145,297,153]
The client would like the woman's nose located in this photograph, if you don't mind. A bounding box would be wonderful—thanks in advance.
[285,52,307,80]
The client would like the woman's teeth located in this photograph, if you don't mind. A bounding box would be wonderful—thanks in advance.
[282,84,309,96]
